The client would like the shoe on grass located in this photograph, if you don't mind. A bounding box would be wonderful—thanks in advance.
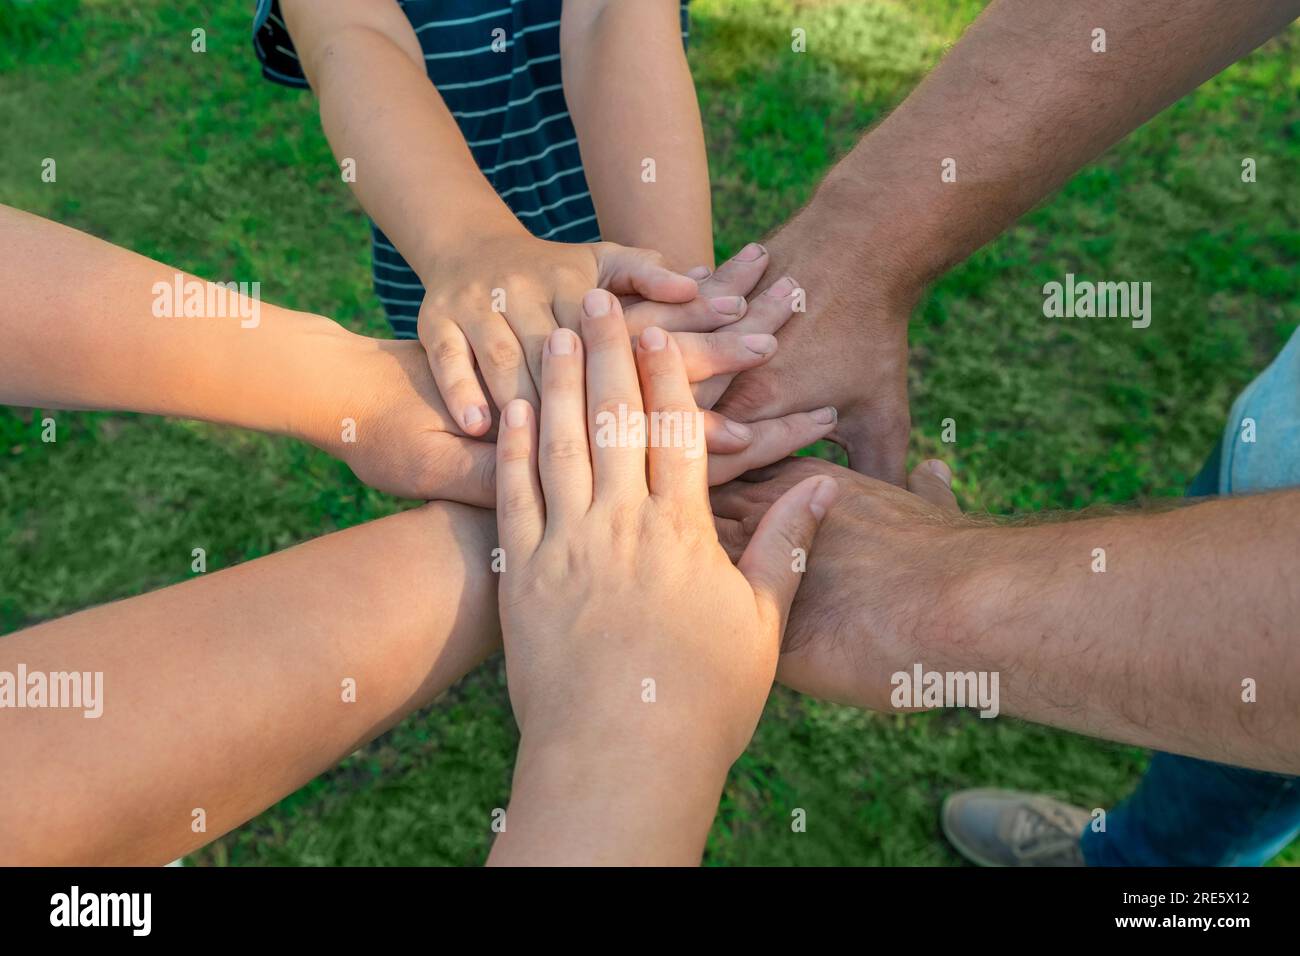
[941,788,1090,866]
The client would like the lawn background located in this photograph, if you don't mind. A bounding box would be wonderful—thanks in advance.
[1,0,1296,865]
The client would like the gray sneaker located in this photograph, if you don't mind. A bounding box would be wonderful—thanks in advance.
[941,788,1090,866]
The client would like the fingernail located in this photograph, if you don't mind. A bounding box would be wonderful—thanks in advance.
[735,242,766,262]
[640,326,668,351]
[742,333,776,355]
[582,289,611,317]
[686,265,712,280]
[504,401,528,429]
[710,295,745,316]
[724,419,753,442]
[928,459,952,486]
[765,276,796,298]
[464,405,486,429]
[549,328,575,355]
[809,476,837,519]
[811,406,836,425]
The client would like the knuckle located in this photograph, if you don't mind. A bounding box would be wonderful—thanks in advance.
[483,336,524,373]
[584,334,625,357]
[498,440,532,465]
[694,332,724,355]
[646,358,688,389]
[651,400,697,420]
[604,503,641,542]
[715,385,764,419]
[429,336,466,368]
[787,456,833,478]
[501,488,538,517]
[542,437,589,462]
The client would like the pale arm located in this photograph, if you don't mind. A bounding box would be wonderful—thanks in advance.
[0,204,501,504]
[0,205,352,444]
[561,0,714,271]
[281,0,525,283]
[0,500,500,865]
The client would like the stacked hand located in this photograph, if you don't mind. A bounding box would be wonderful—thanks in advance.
[712,456,971,711]
[487,289,836,865]
[308,244,839,506]
[710,209,919,486]
[418,234,818,434]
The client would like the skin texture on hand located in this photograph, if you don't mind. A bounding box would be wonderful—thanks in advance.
[309,329,838,507]
[487,289,836,865]
[713,456,966,711]
[420,239,819,433]
[418,234,699,434]
[710,0,1300,486]
[714,458,1300,775]
[0,201,836,511]
[710,221,916,485]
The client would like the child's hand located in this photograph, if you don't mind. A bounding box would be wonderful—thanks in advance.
[418,232,697,437]
[487,290,836,865]
[309,335,499,505]
[302,329,836,505]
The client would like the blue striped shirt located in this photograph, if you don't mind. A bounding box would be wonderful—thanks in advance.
[253,0,689,337]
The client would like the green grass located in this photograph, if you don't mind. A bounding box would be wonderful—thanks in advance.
[1,0,1296,865]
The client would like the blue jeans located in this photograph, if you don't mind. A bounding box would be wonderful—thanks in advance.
[1080,328,1300,866]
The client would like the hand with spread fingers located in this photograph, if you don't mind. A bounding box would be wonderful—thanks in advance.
[487,288,837,866]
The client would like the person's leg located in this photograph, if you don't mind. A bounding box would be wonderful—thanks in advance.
[1080,754,1300,865]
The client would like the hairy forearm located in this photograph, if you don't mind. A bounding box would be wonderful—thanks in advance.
[800,0,1298,292]
[937,491,1300,773]
[562,0,713,270]
[0,502,500,865]
[0,205,353,446]
[284,0,523,279]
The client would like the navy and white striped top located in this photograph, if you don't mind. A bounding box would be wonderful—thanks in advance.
[253,0,690,338]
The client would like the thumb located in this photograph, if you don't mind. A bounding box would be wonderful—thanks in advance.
[598,245,698,303]
[907,459,960,513]
[737,474,837,637]
[840,407,909,487]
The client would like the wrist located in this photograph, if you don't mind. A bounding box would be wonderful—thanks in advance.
[491,733,728,865]
[279,315,371,454]
[923,523,1047,674]
[802,156,953,299]
[410,214,532,287]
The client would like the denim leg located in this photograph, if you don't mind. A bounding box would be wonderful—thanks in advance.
[1081,753,1300,865]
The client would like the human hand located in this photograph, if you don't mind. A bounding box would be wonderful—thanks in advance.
[300,328,836,506]
[712,456,975,711]
[643,243,842,482]
[303,333,498,505]
[711,204,921,485]
[417,232,697,436]
[487,289,836,865]
[624,242,812,412]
